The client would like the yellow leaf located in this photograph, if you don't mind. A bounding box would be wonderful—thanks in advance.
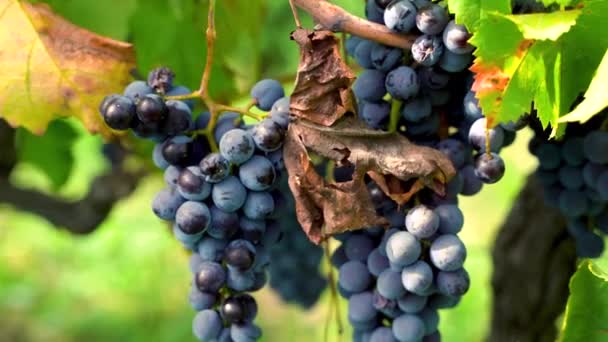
[0,1,136,137]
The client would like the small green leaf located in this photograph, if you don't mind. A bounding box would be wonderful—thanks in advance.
[560,260,608,341]
[500,9,582,41]
[15,120,78,190]
[447,0,511,31]
[559,50,608,124]
[470,13,524,64]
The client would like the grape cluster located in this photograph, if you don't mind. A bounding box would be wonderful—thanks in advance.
[337,1,529,340]
[100,69,291,341]
[530,114,608,258]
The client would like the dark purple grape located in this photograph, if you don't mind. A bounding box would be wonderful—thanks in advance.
[474,152,505,184]
[147,66,175,93]
[136,94,168,124]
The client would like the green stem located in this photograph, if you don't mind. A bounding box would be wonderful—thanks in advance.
[388,98,403,133]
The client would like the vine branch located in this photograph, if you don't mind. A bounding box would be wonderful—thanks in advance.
[292,0,417,49]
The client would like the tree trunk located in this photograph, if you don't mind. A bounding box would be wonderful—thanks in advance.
[490,175,577,342]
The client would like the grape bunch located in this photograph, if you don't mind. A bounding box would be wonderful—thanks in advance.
[530,113,608,258]
[100,69,293,341]
[336,1,529,340]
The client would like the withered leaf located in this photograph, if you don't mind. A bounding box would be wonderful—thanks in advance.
[284,116,456,244]
[290,28,356,127]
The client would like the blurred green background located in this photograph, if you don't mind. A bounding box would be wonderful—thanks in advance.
[0,0,557,341]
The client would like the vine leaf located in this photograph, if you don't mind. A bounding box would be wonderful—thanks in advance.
[560,260,608,341]
[290,28,357,127]
[470,0,606,133]
[447,0,511,31]
[0,1,135,137]
[284,117,456,244]
[559,50,608,124]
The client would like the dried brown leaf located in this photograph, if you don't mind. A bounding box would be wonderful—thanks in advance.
[289,29,356,127]
[284,116,456,244]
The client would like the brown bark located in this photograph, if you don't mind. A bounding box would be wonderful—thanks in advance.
[490,174,577,342]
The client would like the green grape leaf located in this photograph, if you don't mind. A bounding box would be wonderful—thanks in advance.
[0,1,135,137]
[501,9,582,40]
[471,0,606,133]
[447,0,511,31]
[560,260,608,341]
[559,50,608,124]
[541,0,578,7]
[15,120,77,190]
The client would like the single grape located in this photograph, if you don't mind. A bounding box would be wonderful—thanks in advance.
[583,162,606,188]
[251,118,285,152]
[583,131,608,164]
[251,79,284,111]
[386,231,421,267]
[401,97,432,123]
[535,143,561,170]
[219,129,255,165]
[354,69,387,102]
[354,40,375,69]
[189,286,217,311]
[460,165,483,196]
[474,152,506,184]
[443,20,474,54]
[367,248,390,277]
[558,165,584,190]
[227,268,256,292]
[199,153,230,183]
[208,205,239,240]
[401,260,433,294]
[384,0,417,33]
[411,35,444,66]
[348,291,377,324]
[392,314,426,342]
[438,50,472,73]
[434,205,464,234]
[370,327,398,342]
[163,100,193,135]
[418,67,450,90]
[136,94,167,124]
[436,139,466,169]
[101,95,136,130]
[162,135,193,167]
[339,260,372,293]
[416,4,449,35]
[420,308,440,335]
[153,143,170,170]
[152,188,186,221]
[212,176,247,212]
[225,239,256,271]
[238,155,276,191]
[270,96,290,129]
[468,118,505,152]
[430,234,466,271]
[163,165,181,188]
[176,201,211,235]
[377,268,406,299]
[214,112,241,142]
[177,166,212,201]
[405,205,439,239]
[230,322,262,342]
[398,293,428,314]
[197,237,228,262]
[371,44,404,72]
[123,81,153,100]
[195,262,226,293]
[360,100,391,130]
[365,0,385,24]
[166,85,195,109]
[463,91,483,122]
[242,191,275,220]
[192,309,222,341]
[386,66,420,100]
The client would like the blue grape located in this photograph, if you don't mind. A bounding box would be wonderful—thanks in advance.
[468,118,505,152]
[123,80,153,100]
[438,50,472,73]
[384,0,417,33]
[195,262,226,292]
[397,293,427,314]
[354,40,375,69]
[153,143,169,170]
[177,166,211,201]
[339,260,372,293]
[346,36,363,56]
[535,143,561,170]
[164,166,181,188]
[377,268,406,299]
[411,35,444,66]
[361,100,391,130]
[166,85,195,109]
[379,228,400,256]
[348,291,377,323]
[386,66,420,100]
[345,234,375,261]
[189,286,217,311]
[430,234,466,271]
[598,171,608,201]
[420,308,439,335]
[575,231,605,258]
[199,152,230,184]
[434,205,464,234]
[561,137,585,166]
[147,67,174,93]
[354,69,387,102]
[195,111,211,130]
[442,20,473,54]
[583,131,608,164]
[332,245,349,268]
[251,119,284,152]
[242,191,275,220]
[583,162,606,188]
[406,113,439,137]
[436,139,466,169]
[197,237,228,262]
[436,268,470,296]
[392,314,425,342]
[162,135,193,167]
[558,189,588,217]
[136,94,167,124]
[418,67,449,90]
[371,44,404,72]
[190,253,204,273]
[220,129,255,165]
[192,309,222,341]
[367,248,390,277]
[460,165,483,196]
[270,96,290,129]
[370,327,398,342]
[225,239,256,271]
[227,268,256,292]
[176,201,211,235]
[152,188,186,220]
[238,155,276,191]
[251,79,284,111]
[401,260,433,294]
[463,91,483,122]
[239,217,267,244]
[474,152,506,184]
[428,293,460,309]
[366,0,385,24]
[212,176,247,212]
[208,205,239,239]
[401,97,432,123]
[416,4,449,35]
[386,231,421,266]
[558,165,584,190]
[102,95,136,130]
[230,323,262,342]
[163,100,193,135]
[405,205,439,239]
